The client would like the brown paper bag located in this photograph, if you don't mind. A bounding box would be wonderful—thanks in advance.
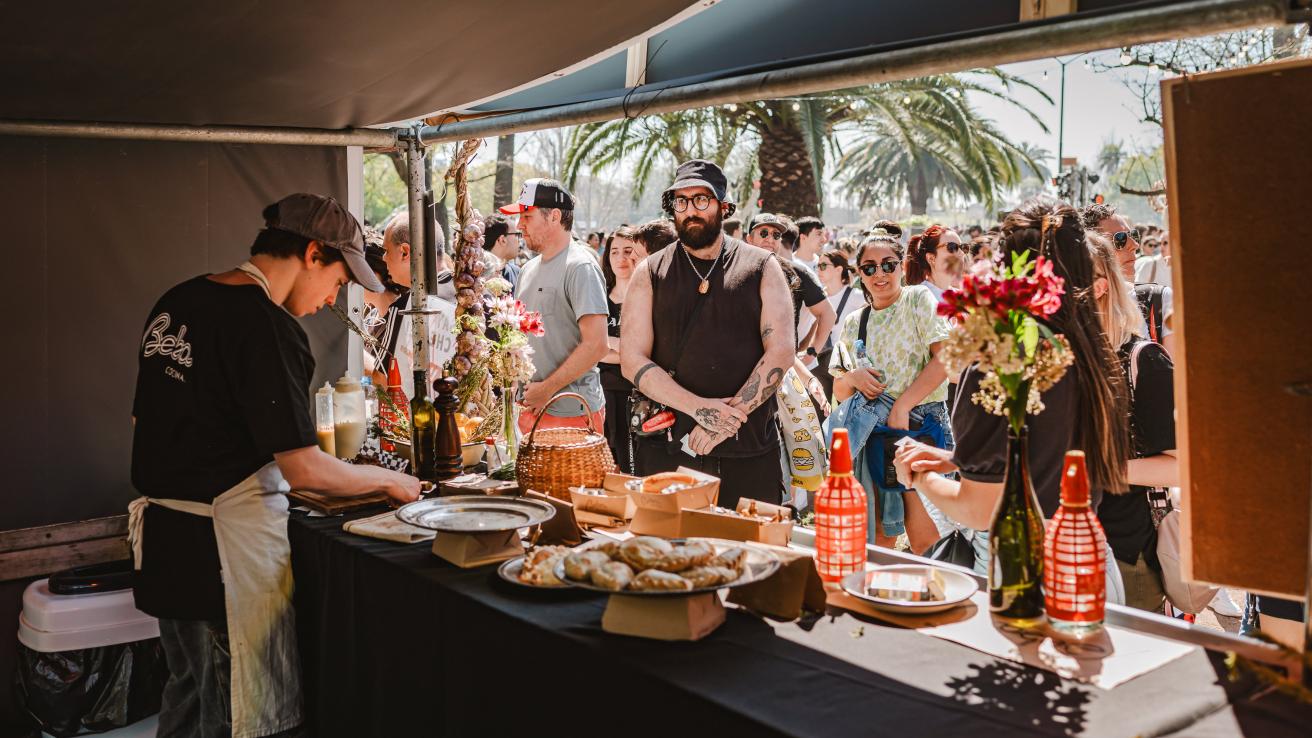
[727,544,827,621]
[601,592,726,641]
[524,490,584,546]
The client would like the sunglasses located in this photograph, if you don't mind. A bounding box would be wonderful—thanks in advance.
[1111,230,1141,250]
[672,194,716,213]
[754,227,783,240]
[859,260,900,276]
[938,241,962,254]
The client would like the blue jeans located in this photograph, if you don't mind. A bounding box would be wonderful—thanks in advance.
[157,618,304,738]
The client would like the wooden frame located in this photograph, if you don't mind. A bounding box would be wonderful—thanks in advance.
[0,515,129,582]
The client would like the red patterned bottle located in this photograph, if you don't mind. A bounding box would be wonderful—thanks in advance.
[814,429,868,583]
[379,357,406,452]
[1043,450,1107,636]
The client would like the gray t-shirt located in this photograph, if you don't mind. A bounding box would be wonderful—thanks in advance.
[516,242,609,417]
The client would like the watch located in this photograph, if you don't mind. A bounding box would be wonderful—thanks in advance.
[805,347,818,358]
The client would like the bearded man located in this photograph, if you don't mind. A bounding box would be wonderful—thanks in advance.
[620,160,795,507]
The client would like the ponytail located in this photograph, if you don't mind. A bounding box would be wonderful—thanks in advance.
[905,224,946,286]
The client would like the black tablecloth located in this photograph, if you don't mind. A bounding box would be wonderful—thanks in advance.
[289,510,1310,738]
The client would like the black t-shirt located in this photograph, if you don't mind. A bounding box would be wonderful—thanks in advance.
[790,263,827,339]
[1098,340,1176,567]
[131,276,317,620]
[599,294,629,392]
[951,363,1092,517]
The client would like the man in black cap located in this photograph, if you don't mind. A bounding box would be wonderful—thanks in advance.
[500,178,610,433]
[129,193,422,737]
[621,161,796,507]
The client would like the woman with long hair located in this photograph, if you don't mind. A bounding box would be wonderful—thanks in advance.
[827,229,953,553]
[905,225,968,301]
[599,226,647,472]
[895,198,1132,601]
[812,251,862,399]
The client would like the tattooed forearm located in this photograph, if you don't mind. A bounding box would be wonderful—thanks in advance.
[737,371,762,404]
[762,367,785,398]
[761,325,774,341]
[633,362,660,390]
[693,407,739,435]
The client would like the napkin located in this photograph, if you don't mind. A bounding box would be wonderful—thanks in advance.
[342,510,435,543]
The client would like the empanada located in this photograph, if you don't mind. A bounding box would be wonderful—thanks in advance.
[563,550,612,581]
[590,561,635,591]
[629,569,693,592]
[619,536,673,570]
[654,544,712,573]
[710,547,748,573]
[680,542,716,567]
[680,566,739,588]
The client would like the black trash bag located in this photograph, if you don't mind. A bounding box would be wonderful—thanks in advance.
[15,638,166,737]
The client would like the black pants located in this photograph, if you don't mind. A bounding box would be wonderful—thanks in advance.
[634,437,783,509]
[602,388,634,474]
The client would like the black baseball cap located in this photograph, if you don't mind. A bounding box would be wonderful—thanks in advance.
[499,178,576,214]
[664,159,731,203]
[264,193,384,292]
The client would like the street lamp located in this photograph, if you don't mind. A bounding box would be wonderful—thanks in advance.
[1053,52,1093,182]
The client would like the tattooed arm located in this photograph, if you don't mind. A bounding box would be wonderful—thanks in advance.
[620,260,747,433]
[687,259,796,455]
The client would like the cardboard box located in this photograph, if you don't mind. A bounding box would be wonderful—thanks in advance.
[680,498,794,547]
[569,475,637,522]
[627,467,720,538]
[600,592,726,641]
[431,529,522,568]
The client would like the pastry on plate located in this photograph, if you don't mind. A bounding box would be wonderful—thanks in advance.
[654,542,713,573]
[629,569,693,592]
[680,541,716,567]
[563,550,612,581]
[680,566,739,589]
[590,561,635,591]
[710,547,748,573]
[641,472,698,494]
[519,546,569,586]
[619,536,673,570]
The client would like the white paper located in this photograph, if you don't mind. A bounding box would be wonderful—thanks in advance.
[680,434,698,457]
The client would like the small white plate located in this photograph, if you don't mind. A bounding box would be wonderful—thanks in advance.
[840,564,978,614]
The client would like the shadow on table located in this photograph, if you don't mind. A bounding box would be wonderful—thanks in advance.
[945,659,1091,737]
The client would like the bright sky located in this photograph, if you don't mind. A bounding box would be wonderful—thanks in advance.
[968,47,1164,169]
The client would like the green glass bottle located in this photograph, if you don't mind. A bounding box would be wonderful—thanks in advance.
[410,372,438,482]
[988,428,1047,626]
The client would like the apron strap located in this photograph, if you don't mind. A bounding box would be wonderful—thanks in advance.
[127,496,215,570]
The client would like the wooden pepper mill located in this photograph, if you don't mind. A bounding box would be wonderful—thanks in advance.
[432,376,463,480]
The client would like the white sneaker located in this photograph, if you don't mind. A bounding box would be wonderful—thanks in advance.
[1209,587,1244,617]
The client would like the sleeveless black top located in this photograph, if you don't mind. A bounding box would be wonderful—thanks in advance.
[648,237,778,457]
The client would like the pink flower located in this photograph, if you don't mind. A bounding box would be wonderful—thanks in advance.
[519,310,544,337]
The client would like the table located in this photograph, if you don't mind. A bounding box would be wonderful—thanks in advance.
[289,510,1311,737]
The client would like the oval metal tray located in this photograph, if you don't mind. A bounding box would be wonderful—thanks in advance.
[840,564,978,614]
[396,495,555,533]
[496,555,573,590]
[554,539,780,596]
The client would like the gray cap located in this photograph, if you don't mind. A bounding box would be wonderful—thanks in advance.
[264,193,384,292]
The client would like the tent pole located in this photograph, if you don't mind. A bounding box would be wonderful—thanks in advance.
[417,0,1288,145]
[403,131,431,402]
[0,119,399,148]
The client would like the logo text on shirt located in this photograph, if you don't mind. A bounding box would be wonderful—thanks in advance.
[142,313,194,367]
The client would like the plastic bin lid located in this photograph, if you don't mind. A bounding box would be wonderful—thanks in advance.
[17,579,159,653]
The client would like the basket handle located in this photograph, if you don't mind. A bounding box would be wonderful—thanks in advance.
[526,391,601,442]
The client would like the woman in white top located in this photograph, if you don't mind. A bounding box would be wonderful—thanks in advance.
[904,225,966,302]
[812,250,862,400]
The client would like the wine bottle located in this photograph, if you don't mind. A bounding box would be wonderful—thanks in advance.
[988,430,1046,625]
[410,372,438,482]
[814,429,868,584]
[1044,450,1107,636]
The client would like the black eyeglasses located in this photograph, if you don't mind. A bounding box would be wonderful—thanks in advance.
[754,228,783,240]
[939,241,962,254]
[672,194,716,213]
[1111,229,1141,250]
[859,260,900,276]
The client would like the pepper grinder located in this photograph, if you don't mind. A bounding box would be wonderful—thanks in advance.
[432,377,463,480]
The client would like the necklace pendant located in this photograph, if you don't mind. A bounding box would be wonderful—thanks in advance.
[698,279,710,294]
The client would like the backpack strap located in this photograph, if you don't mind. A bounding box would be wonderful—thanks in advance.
[1134,283,1165,343]
[857,305,871,345]
[1128,339,1150,391]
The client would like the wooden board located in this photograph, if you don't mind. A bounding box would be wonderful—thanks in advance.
[1162,58,1312,597]
[288,490,389,516]
[0,515,130,582]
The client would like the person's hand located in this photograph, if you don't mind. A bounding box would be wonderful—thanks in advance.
[380,470,422,506]
[692,398,748,435]
[886,400,911,431]
[806,376,829,413]
[687,426,730,456]
[894,440,958,483]
[845,368,886,400]
[520,381,554,415]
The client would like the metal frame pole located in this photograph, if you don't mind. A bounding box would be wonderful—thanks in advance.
[0,119,398,148]
[404,131,430,399]
[417,0,1287,145]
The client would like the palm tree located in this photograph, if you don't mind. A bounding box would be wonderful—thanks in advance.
[1015,142,1053,183]
[1096,138,1126,180]
[563,70,1047,217]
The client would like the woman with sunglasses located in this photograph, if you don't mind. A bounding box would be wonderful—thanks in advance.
[905,225,968,301]
[827,230,952,553]
[812,251,861,400]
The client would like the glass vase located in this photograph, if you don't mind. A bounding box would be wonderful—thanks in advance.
[501,388,518,461]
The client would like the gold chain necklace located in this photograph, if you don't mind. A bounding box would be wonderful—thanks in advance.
[681,243,721,294]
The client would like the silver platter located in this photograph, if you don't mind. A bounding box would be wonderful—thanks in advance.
[396,495,555,533]
[553,539,780,597]
[496,556,573,590]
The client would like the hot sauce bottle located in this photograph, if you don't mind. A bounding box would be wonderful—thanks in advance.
[1043,450,1107,636]
[814,429,868,583]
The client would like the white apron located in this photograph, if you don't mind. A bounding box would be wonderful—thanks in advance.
[128,262,303,738]
[128,462,303,738]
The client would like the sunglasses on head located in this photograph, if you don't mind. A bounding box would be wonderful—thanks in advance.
[1112,229,1141,250]
[859,260,900,276]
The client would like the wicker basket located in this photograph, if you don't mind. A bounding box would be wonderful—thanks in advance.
[517,392,615,500]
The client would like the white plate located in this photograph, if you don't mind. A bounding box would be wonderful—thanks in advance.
[840,564,978,614]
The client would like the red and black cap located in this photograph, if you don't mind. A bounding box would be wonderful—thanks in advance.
[498,178,576,215]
